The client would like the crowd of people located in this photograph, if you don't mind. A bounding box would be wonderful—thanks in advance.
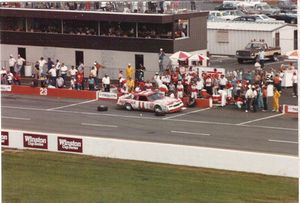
[118,61,297,113]
[1,53,297,113]
[1,1,195,14]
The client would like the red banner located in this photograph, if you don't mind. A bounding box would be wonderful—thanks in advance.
[57,137,83,153]
[1,131,9,146]
[23,133,48,149]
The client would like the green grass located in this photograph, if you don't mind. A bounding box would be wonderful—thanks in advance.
[3,150,298,203]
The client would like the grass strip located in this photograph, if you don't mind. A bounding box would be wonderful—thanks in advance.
[3,149,298,203]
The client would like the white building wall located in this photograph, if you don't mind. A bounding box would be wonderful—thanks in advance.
[208,29,275,56]
[0,44,162,80]
[1,44,207,80]
[278,25,297,54]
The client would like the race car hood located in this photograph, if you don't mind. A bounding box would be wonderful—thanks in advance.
[154,97,182,106]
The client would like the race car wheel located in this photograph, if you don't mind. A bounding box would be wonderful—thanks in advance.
[154,105,165,116]
[188,98,196,108]
[237,58,243,64]
[97,105,108,111]
[125,103,133,111]
[272,53,278,62]
[290,19,296,24]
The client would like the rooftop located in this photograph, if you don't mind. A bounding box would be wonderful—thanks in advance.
[207,21,287,32]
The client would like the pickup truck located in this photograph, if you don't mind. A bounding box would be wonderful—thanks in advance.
[235,41,281,64]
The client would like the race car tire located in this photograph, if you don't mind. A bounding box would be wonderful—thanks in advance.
[237,58,244,64]
[155,111,166,116]
[97,105,108,111]
[188,98,196,108]
[125,103,133,111]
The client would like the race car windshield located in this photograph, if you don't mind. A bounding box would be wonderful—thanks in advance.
[148,93,164,101]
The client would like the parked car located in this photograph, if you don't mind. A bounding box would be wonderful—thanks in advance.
[215,2,238,11]
[236,41,281,63]
[233,14,277,22]
[267,10,297,24]
[117,90,183,113]
[220,10,246,21]
[208,10,226,21]
[277,0,297,10]
[250,2,280,15]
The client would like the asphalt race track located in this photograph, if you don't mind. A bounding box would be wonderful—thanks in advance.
[1,94,297,156]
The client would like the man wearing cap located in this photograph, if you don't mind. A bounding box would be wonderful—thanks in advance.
[245,85,254,112]
[176,80,184,99]
[158,48,165,73]
[8,55,16,74]
[126,63,134,80]
[16,54,25,75]
[102,74,110,92]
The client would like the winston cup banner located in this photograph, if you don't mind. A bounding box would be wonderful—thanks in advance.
[1,131,9,146]
[23,133,48,149]
[57,137,83,153]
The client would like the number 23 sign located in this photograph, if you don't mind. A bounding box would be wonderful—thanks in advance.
[40,88,48,96]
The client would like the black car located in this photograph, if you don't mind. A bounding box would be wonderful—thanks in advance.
[215,3,238,11]
[267,11,297,24]
[232,16,257,22]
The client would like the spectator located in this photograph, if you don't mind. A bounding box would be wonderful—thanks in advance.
[102,74,110,92]
[13,72,21,85]
[258,48,265,68]
[272,87,281,112]
[88,74,95,90]
[48,65,57,86]
[56,75,64,88]
[292,72,297,97]
[76,70,84,90]
[262,85,268,111]
[40,73,48,87]
[8,54,16,74]
[6,70,14,85]
[158,48,165,73]
[38,57,47,75]
[90,66,97,88]
[69,66,78,89]
[16,54,25,75]
[245,85,253,113]
[55,59,61,76]
[47,58,54,72]
[60,63,68,86]
[78,61,84,72]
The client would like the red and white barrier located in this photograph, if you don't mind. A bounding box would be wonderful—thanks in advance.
[282,104,298,115]
[2,129,298,178]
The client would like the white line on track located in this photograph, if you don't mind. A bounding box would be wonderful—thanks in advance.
[236,113,285,125]
[46,99,97,111]
[2,116,31,121]
[163,108,210,120]
[2,105,297,132]
[268,139,298,144]
[241,124,297,131]
[81,123,118,128]
[171,130,210,136]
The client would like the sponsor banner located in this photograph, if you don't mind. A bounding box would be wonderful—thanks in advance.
[57,137,83,153]
[23,133,48,149]
[98,91,118,100]
[287,105,298,113]
[1,131,9,146]
[1,85,12,92]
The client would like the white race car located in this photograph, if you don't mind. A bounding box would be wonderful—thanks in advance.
[117,91,183,113]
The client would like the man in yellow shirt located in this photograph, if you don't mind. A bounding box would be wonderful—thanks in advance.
[127,77,135,93]
[272,87,281,112]
[126,63,134,79]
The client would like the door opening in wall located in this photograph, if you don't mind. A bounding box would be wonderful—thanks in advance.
[18,47,26,76]
[75,51,84,67]
[135,54,144,70]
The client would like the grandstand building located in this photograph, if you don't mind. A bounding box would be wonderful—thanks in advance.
[0,6,208,79]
